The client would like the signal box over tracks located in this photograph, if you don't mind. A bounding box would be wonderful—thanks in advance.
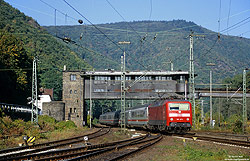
[62,69,189,126]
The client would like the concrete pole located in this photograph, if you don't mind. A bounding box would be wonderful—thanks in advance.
[201,99,204,125]
[210,70,213,127]
[90,74,92,128]
[185,80,187,100]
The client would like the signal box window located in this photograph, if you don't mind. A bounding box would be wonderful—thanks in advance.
[169,103,190,111]
[70,74,76,81]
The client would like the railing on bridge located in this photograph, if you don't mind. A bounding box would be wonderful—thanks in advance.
[0,103,40,114]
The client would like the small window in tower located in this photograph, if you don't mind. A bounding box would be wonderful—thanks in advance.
[74,90,77,94]
[70,74,76,81]
[70,108,72,113]
[74,108,77,113]
[70,90,72,94]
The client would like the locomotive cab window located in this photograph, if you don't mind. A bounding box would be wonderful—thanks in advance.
[169,103,190,111]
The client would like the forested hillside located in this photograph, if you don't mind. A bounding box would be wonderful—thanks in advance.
[0,0,91,103]
[1,0,250,105]
[45,20,250,83]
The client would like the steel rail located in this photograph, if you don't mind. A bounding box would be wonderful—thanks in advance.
[35,134,147,161]
[174,133,250,148]
[0,128,109,161]
[68,134,162,161]
[0,128,102,155]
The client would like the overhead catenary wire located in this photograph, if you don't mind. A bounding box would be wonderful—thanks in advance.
[39,0,78,21]
[99,0,154,70]
[10,1,250,39]
[149,0,153,20]
[9,1,250,38]
[54,9,57,36]
[220,16,250,33]
[62,0,123,52]
[226,0,232,35]
[38,0,250,72]
[7,0,248,73]
[238,30,250,37]
[222,19,250,34]
[105,0,142,40]
[146,0,153,33]
[218,0,221,40]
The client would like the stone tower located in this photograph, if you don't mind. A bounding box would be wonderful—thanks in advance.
[62,70,85,126]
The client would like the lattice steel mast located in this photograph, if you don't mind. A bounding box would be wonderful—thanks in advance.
[31,57,38,123]
[119,41,130,130]
[189,32,195,127]
[243,69,247,133]
[189,31,205,127]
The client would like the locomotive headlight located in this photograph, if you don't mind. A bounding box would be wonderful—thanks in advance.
[187,118,189,121]
[170,118,173,121]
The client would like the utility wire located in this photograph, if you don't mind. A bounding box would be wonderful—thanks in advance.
[105,0,141,40]
[103,0,154,70]
[221,16,250,33]
[223,19,250,34]
[199,38,219,59]
[146,0,153,33]
[104,0,149,70]
[56,35,120,67]
[218,0,221,40]
[149,0,153,20]
[11,1,250,38]
[39,0,78,21]
[238,30,250,37]
[226,0,232,35]
[62,0,123,52]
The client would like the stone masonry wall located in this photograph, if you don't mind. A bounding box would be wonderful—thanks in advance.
[42,101,65,121]
[62,71,85,127]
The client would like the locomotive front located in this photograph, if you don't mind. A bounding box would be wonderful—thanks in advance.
[166,100,192,133]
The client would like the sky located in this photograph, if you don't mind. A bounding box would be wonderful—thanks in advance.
[4,0,250,38]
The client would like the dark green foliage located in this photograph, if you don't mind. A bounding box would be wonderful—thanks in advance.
[38,115,76,131]
[0,116,37,137]
[0,31,32,104]
[233,120,243,133]
[38,115,56,131]
[223,71,250,89]
[45,20,250,84]
[0,0,92,103]
[93,118,99,125]
[55,120,77,130]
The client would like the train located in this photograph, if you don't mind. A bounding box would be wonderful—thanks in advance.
[99,99,192,133]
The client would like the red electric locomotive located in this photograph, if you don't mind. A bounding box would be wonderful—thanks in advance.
[148,99,192,133]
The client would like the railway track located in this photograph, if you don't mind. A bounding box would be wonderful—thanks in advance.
[1,130,161,161]
[0,128,110,161]
[174,133,250,148]
[68,133,162,161]
[196,132,250,141]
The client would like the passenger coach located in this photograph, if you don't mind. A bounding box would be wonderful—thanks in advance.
[99,110,120,126]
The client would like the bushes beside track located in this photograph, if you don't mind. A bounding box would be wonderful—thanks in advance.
[0,115,78,149]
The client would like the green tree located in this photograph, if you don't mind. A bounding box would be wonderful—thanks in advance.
[0,31,32,104]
